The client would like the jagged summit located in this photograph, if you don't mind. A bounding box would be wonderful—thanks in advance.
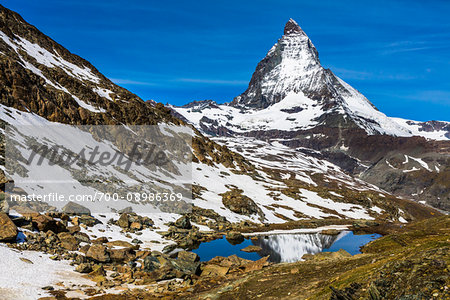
[284,18,304,35]
[231,18,321,110]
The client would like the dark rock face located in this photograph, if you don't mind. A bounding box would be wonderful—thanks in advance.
[0,4,182,127]
[284,19,305,35]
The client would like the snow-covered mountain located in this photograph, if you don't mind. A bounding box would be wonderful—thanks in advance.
[1,4,427,224]
[173,19,450,211]
[175,19,449,140]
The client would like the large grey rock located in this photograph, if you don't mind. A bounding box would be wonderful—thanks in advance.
[143,255,161,272]
[118,207,133,214]
[62,202,91,215]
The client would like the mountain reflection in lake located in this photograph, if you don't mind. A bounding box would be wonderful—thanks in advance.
[253,232,343,263]
[193,231,381,263]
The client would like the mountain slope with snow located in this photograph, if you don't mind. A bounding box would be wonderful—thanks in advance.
[173,19,449,211]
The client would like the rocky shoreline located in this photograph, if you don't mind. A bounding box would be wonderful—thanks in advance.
[0,203,399,299]
[2,204,447,299]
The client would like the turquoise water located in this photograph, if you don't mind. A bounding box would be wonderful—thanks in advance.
[322,231,381,255]
[193,236,261,261]
[192,231,381,263]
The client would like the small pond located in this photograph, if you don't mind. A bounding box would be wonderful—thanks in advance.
[193,231,381,263]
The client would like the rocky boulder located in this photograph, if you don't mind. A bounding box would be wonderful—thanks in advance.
[109,247,136,263]
[143,255,161,273]
[201,264,230,277]
[226,231,244,245]
[177,250,199,263]
[117,207,133,214]
[174,215,192,229]
[86,244,110,263]
[0,213,17,242]
[171,251,200,275]
[73,232,91,244]
[62,202,91,215]
[143,250,200,281]
[114,213,153,232]
[71,215,100,227]
[31,214,66,233]
[117,213,130,228]
[241,245,262,253]
[221,189,262,217]
[0,199,9,214]
[57,232,79,251]
[75,263,93,273]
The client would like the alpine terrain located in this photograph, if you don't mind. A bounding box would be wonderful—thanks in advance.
[0,5,448,299]
[174,19,450,211]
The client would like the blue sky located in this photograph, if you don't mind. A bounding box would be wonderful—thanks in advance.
[3,0,450,121]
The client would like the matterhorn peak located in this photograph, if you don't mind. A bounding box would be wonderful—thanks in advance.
[284,18,305,35]
[230,18,322,109]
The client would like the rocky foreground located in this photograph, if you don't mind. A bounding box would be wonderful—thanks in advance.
[0,205,448,299]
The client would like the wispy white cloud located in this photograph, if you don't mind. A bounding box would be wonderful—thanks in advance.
[176,78,248,85]
[110,78,157,86]
[332,67,419,81]
[381,46,441,55]
[409,90,450,105]
[111,77,249,87]
[380,38,450,55]
[370,89,450,106]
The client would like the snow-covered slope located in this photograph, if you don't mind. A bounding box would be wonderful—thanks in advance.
[391,117,450,141]
[0,29,107,114]
[175,92,326,132]
[1,101,390,223]
[0,244,94,299]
